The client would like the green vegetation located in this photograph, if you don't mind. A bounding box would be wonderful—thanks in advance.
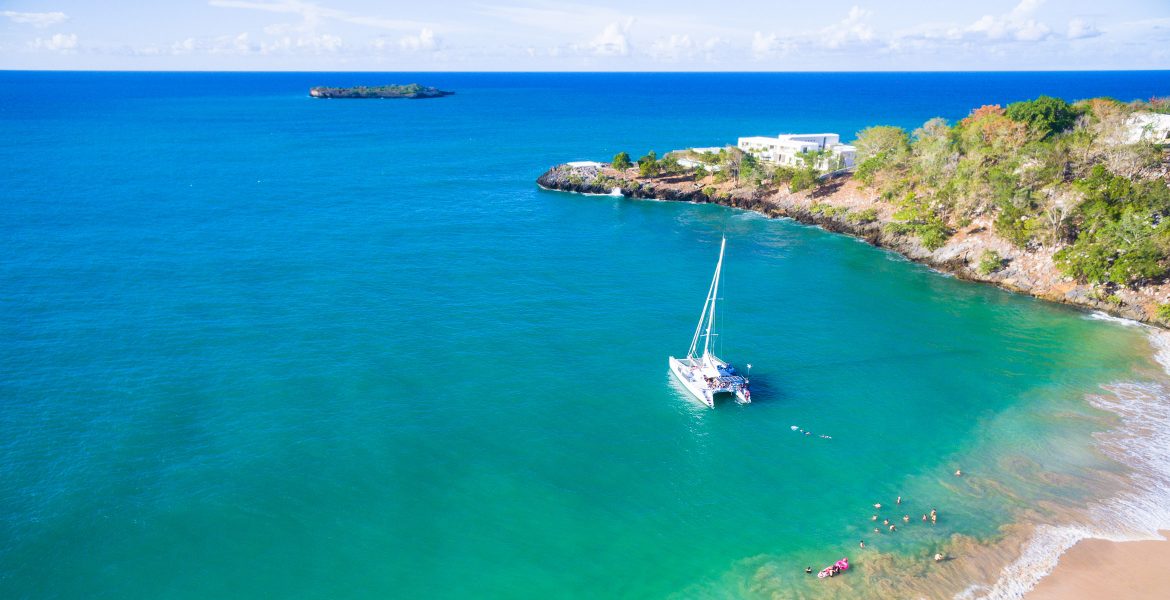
[811,202,850,218]
[858,93,1170,285]
[637,151,659,177]
[612,144,832,192]
[308,84,452,99]
[1156,303,1170,322]
[977,250,1005,276]
[847,208,879,224]
[1004,95,1078,140]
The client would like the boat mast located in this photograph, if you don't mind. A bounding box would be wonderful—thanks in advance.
[702,237,726,360]
[686,237,725,360]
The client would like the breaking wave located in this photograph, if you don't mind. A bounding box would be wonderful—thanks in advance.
[965,330,1170,599]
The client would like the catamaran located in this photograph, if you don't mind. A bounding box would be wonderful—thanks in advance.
[669,237,751,408]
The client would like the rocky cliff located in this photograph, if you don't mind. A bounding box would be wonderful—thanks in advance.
[538,163,1170,327]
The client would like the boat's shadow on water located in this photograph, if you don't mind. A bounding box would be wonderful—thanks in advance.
[738,374,786,406]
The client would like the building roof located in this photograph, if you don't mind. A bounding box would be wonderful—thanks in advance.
[738,136,781,144]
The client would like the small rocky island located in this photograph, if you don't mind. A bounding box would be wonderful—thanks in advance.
[308,84,453,99]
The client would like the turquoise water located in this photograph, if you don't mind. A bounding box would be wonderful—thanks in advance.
[2,72,1168,598]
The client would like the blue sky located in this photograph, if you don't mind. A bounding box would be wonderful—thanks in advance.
[1,0,1168,70]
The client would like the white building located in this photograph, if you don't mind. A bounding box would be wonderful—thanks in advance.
[669,147,725,171]
[1126,112,1170,144]
[737,133,856,171]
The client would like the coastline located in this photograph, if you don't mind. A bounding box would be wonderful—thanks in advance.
[1025,532,1170,599]
[539,163,1170,598]
[537,163,1170,329]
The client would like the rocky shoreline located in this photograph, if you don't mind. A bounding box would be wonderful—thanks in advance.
[537,163,1170,327]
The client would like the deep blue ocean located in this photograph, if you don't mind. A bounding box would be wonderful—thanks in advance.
[2,71,1170,599]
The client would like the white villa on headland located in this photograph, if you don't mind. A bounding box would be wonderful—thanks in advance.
[671,146,725,171]
[737,134,856,171]
[566,160,605,169]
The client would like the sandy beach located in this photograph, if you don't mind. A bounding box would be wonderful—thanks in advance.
[1027,532,1170,599]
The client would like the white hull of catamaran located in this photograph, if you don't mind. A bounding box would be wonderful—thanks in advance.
[668,356,749,408]
[669,356,715,408]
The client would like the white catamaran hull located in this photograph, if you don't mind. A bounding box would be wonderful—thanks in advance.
[668,356,750,408]
[669,237,752,409]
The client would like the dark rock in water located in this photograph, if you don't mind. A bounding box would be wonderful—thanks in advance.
[309,84,453,99]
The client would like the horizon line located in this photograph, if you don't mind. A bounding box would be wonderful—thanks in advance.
[4,68,1170,74]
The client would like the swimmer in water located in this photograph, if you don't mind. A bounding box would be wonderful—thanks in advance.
[874,503,882,510]
[883,519,890,526]
[871,515,878,521]
[859,540,865,549]
[889,524,896,532]
[903,515,910,523]
[896,496,902,505]
[922,514,928,521]
[934,553,944,562]
[805,566,812,574]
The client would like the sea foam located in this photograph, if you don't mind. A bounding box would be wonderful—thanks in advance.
[966,330,1170,599]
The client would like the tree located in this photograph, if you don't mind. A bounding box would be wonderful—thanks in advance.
[854,126,912,188]
[637,151,659,177]
[1005,95,1078,139]
[612,151,632,170]
[912,117,955,185]
[718,146,745,182]
[854,126,911,163]
[659,154,682,175]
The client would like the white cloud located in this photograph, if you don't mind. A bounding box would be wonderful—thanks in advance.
[579,21,631,57]
[2,11,68,28]
[1010,0,1045,19]
[399,28,439,52]
[966,0,1053,42]
[751,31,795,60]
[260,33,342,54]
[822,6,876,49]
[649,34,692,60]
[172,32,255,55]
[1067,18,1102,40]
[890,0,1056,49]
[209,0,428,31]
[648,34,722,61]
[30,33,78,52]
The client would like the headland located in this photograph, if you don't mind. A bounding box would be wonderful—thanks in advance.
[538,96,1170,328]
